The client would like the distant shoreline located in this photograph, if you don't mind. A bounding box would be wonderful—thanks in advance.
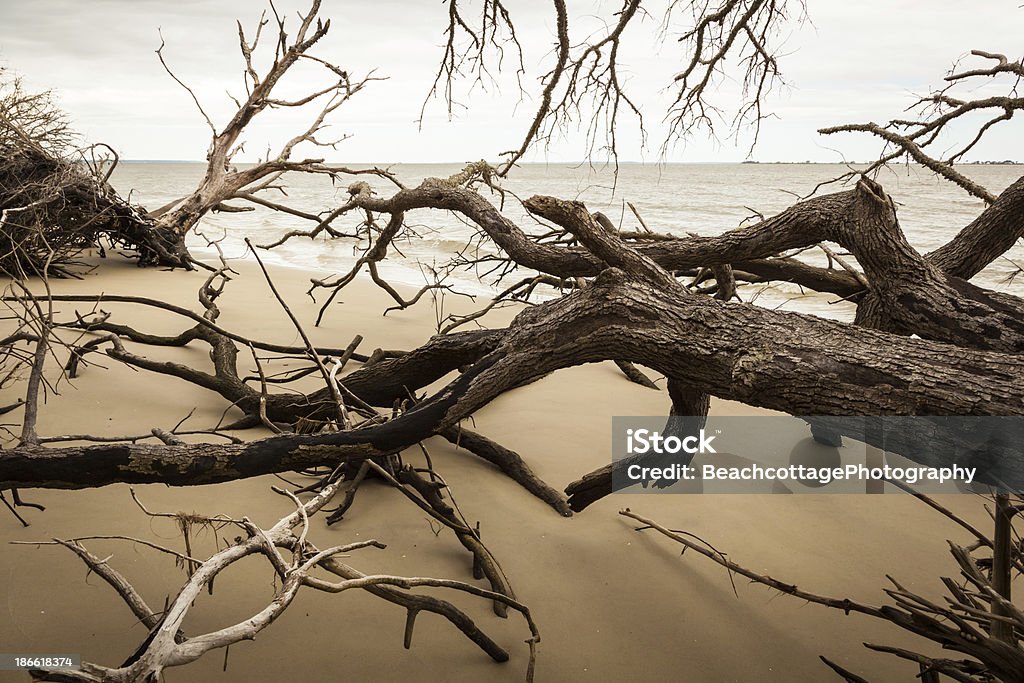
[117,159,1024,166]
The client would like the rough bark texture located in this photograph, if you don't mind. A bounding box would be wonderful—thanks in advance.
[7,10,1024,682]
[8,263,1024,492]
[928,175,1024,279]
[7,170,1024,508]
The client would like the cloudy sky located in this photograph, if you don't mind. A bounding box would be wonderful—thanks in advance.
[1,0,1021,163]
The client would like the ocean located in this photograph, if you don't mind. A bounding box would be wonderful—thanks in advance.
[108,162,1024,322]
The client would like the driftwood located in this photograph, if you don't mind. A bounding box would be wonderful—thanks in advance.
[3,3,1024,680]
[6,170,1024,679]
[18,482,538,682]
[620,507,1023,683]
[0,74,184,275]
[1,1,394,272]
[7,181,1024,496]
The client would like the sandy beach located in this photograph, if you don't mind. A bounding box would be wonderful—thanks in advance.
[1,0,1022,678]
[0,258,1004,681]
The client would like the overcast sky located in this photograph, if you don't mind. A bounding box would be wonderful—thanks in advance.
[1,1,1022,163]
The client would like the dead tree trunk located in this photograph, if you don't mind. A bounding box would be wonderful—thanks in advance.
[7,263,1024,492]
[136,0,378,266]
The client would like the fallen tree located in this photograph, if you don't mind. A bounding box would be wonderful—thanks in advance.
[0,72,184,274]
[3,1,1024,680]
[6,178,1024,493]
[1,1,386,274]
[14,476,537,681]
[6,167,1023,680]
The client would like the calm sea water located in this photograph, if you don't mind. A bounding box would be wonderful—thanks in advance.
[109,162,1024,321]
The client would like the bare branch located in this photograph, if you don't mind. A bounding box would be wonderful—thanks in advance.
[155,31,217,137]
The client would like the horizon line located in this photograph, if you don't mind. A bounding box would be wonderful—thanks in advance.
[117,159,1023,165]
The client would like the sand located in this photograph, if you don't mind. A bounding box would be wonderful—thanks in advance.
[0,258,1004,682]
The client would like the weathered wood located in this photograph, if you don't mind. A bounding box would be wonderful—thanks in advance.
[928,175,1024,279]
[7,267,1024,491]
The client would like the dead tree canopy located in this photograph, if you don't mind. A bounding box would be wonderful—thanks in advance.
[0,73,185,275]
[2,1,385,273]
[3,35,1024,500]
[144,1,382,248]
[6,175,1024,491]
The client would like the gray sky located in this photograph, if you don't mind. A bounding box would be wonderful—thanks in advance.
[1,0,1022,163]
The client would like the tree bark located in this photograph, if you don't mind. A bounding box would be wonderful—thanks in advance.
[7,266,1024,491]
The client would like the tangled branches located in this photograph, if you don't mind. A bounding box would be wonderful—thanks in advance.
[622,504,1024,682]
[148,0,381,245]
[821,50,1024,202]
[427,1,806,168]
[1,0,385,276]
[668,0,805,147]
[17,484,538,682]
[0,74,184,277]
